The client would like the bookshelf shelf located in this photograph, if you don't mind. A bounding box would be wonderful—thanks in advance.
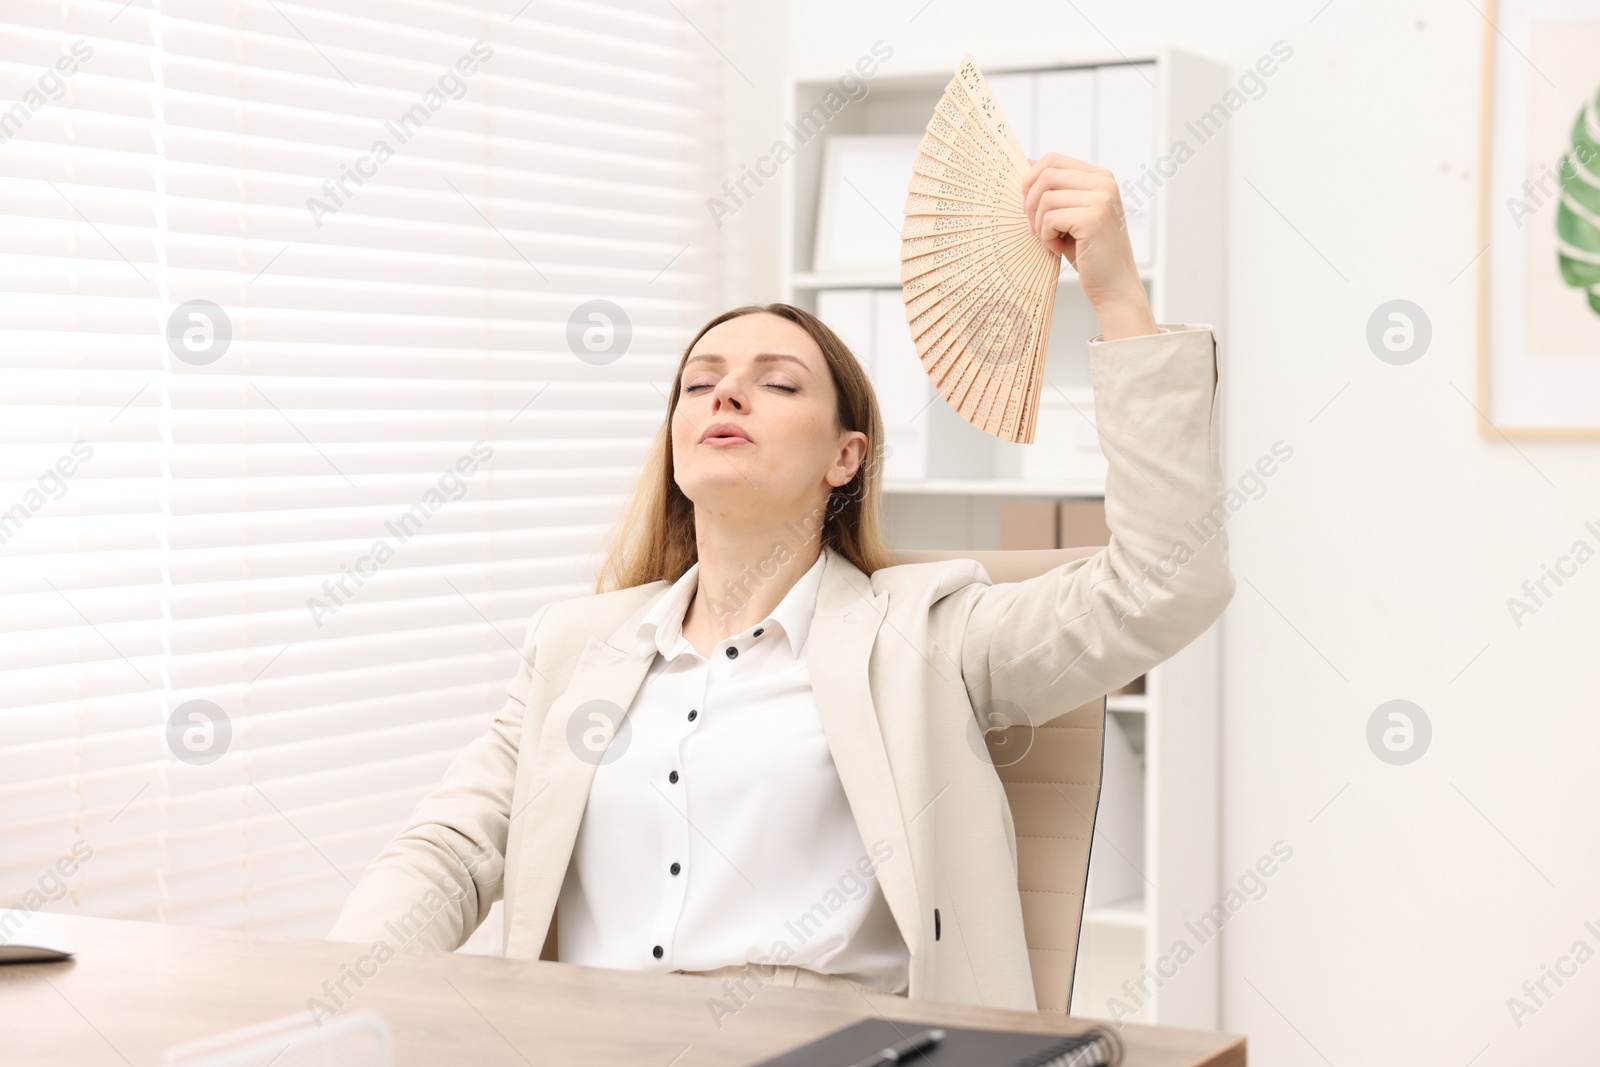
[1106,693,1151,714]
[1083,893,1148,929]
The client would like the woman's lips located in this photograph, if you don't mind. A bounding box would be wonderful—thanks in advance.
[701,435,751,448]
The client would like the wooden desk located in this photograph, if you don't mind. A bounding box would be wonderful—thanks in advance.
[2,913,1245,1066]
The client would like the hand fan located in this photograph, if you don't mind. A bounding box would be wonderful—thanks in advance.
[900,54,1063,444]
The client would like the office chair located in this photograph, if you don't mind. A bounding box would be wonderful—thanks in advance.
[892,546,1106,1014]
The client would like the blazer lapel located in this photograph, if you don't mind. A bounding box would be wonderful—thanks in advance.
[804,548,922,966]
[504,591,661,956]
[504,547,921,970]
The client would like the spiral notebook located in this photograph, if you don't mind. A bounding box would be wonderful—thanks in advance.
[749,1017,1122,1067]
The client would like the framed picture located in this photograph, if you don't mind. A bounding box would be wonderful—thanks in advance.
[1477,0,1600,436]
[813,135,920,275]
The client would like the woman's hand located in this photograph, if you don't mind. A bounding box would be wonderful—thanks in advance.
[1021,153,1157,340]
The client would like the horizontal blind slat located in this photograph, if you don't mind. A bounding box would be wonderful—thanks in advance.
[0,0,718,931]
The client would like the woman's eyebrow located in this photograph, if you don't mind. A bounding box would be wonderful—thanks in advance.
[684,352,813,374]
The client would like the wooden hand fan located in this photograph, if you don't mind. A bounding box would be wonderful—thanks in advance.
[900,54,1063,444]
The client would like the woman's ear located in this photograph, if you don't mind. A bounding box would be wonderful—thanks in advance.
[831,431,868,487]
[838,451,864,489]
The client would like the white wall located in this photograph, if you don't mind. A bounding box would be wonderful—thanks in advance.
[726,3,1600,1063]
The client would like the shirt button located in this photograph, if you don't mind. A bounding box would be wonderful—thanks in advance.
[753,628,764,637]
[668,770,679,784]
[725,646,738,659]
[687,709,697,722]
[670,862,681,875]
[652,945,663,959]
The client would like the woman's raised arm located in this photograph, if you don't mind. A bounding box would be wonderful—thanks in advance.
[953,321,1232,724]
[950,152,1234,723]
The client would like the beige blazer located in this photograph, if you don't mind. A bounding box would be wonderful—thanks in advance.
[327,322,1233,1013]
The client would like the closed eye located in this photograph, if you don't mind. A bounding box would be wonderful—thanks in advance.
[685,383,798,393]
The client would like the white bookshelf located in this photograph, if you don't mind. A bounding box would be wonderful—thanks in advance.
[777,49,1230,1027]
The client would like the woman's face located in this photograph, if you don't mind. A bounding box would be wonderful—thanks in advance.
[671,312,867,528]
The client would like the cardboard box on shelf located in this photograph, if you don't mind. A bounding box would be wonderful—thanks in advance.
[1058,498,1110,547]
[996,499,1057,550]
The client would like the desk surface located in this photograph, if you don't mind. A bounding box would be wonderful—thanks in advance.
[2,913,1245,1066]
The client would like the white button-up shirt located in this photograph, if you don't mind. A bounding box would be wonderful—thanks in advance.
[554,550,911,993]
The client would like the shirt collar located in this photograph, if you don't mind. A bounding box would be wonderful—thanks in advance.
[634,549,829,660]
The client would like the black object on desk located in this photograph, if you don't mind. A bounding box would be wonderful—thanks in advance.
[749,1017,1123,1067]
[848,1026,944,1067]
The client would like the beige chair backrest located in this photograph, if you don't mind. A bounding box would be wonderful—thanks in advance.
[539,546,1108,1013]
[891,546,1106,1013]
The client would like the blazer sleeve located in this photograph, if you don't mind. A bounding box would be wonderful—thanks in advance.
[957,323,1235,725]
[325,601,552,951]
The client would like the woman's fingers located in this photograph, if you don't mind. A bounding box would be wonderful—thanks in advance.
[1021,151,1112,186]
[1030,186,1116,244]
[1028,181,1110,233]
[1021,163,1117,232]
[1037,204,1089,259]
[1020,152,1113,202]
[1037,194,1131,275]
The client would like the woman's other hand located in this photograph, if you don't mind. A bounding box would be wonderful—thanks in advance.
[1021,153,1157,340]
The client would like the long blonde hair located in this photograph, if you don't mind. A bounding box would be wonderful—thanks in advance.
[594,302,897,593]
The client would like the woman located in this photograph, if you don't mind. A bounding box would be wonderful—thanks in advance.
[327,153,1234,1013]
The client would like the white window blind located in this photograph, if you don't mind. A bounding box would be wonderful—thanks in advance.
[0,0,723,942]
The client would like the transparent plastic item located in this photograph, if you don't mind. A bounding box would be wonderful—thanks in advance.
[159,1008,393,1067]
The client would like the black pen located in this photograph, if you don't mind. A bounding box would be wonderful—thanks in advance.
[847,1027,946,1067]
